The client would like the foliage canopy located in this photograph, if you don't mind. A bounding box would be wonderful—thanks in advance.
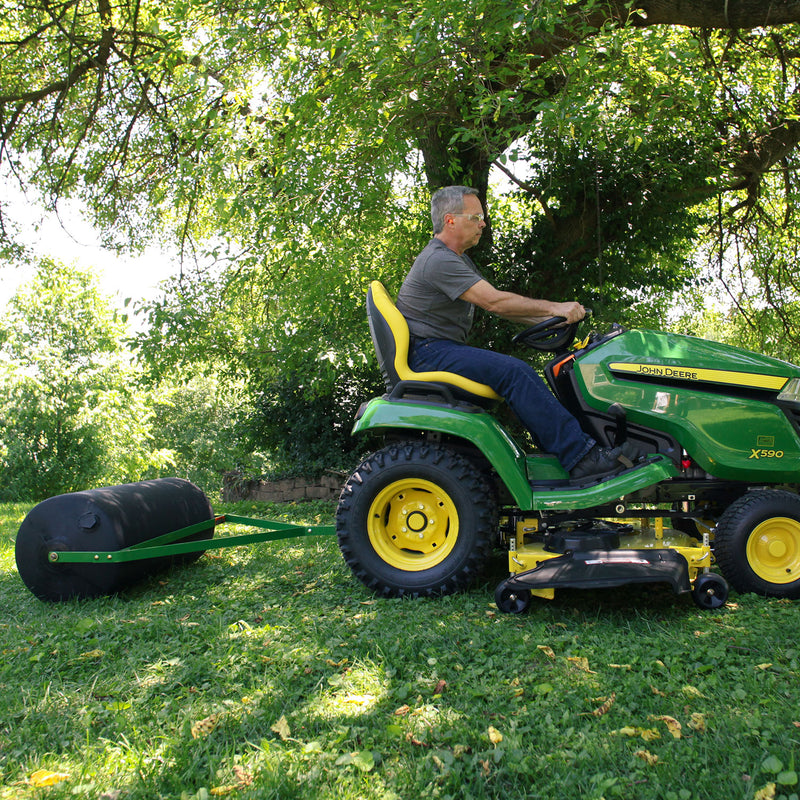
[0,261,168,499]
[5,1,800,472]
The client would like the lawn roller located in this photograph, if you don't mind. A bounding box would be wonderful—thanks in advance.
[15,477,334,602]
[334,281,800,612]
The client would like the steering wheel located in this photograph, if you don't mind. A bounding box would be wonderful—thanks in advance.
[512,310,591,353]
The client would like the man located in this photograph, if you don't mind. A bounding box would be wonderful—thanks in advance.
[396,185,633,481]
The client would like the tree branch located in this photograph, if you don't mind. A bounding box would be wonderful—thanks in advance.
[633,0,800,28]
[0,23,114,105]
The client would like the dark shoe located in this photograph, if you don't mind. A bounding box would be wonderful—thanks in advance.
[614,440,643,469]
[570,445,627,481]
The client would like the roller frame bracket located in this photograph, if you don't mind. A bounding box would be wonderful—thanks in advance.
[46,514,336,565]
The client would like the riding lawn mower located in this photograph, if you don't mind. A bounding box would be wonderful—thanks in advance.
[334,281,800,612]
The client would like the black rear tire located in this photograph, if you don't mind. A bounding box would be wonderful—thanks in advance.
[336,441,497,597]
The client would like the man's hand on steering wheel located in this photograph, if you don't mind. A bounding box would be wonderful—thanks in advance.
[512,309,593,353]
[549,300,586,324]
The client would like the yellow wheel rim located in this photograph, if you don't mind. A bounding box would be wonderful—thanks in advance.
[746,517,800,584]
[367,478,459,571]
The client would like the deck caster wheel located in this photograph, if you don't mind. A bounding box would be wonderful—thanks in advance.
[495,582,532,614]
[692,572,729,610]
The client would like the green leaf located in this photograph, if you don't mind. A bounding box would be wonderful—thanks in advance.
[778,771,799,786]
[336,751,375,772]
[763,756,784,774]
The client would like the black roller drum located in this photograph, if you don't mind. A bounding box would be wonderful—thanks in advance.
[15,478,214,601]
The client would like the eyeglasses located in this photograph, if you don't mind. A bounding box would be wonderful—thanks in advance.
[449,213,485,223]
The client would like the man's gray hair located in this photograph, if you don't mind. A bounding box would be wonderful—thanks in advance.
[430,185,479,234]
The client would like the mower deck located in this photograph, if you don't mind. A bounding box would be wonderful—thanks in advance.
[494,515,716,612]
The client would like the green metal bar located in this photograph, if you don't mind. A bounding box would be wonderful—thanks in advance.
[126,517,219,549]
[47,514,336,565]
[223,514,323,532]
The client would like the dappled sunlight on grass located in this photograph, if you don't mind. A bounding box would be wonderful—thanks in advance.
[304,660,389,720]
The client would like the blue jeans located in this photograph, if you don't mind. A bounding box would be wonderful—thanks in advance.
[409,338,594,471]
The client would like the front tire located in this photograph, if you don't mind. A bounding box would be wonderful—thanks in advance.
[714,489,800,598]
[336,442,497,597]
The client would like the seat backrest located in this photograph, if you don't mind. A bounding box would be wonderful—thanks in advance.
[366,280,501,402]
[367,281,406,390]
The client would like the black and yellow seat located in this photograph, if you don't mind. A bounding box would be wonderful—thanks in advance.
[366,280,501,406]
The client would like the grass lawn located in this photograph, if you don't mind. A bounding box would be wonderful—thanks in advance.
[2,498,800,800]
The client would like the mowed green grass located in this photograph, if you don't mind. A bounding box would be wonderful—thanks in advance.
[1,499,799,800]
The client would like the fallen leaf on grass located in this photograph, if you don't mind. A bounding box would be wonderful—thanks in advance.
[651,715,682,739]
[433,679,447,695]
[537,645,556,659]
[566,656,595,673]
[271,715,291,741]
[609,663,632,671]
[688,712,706,733]
[634,749,659,766]
[614,726,660,741]
[233,766,253,786]
[682,685,706,700]
[28,769,69,787]
[584,692,616,717]
[394,704,411,716]
[191,714,220,739]
[488,726,503,746]
[211,786,238,796]
[754,783,776,800]
[756,663,774,671]
[650,684,666,697]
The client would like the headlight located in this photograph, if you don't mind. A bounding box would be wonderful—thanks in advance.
[778,377,800,403]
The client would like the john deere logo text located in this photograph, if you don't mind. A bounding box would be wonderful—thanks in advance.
[608,362,788,392]
[630,364,698,380]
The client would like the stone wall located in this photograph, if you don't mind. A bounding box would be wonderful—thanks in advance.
[222,470,346,503]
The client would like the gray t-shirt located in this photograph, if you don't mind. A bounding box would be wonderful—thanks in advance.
[396,239,483,343]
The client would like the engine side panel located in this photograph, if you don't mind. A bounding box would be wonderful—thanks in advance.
[571,329,800,481]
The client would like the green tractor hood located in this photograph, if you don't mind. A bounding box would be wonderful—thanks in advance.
[573,329,800,481]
